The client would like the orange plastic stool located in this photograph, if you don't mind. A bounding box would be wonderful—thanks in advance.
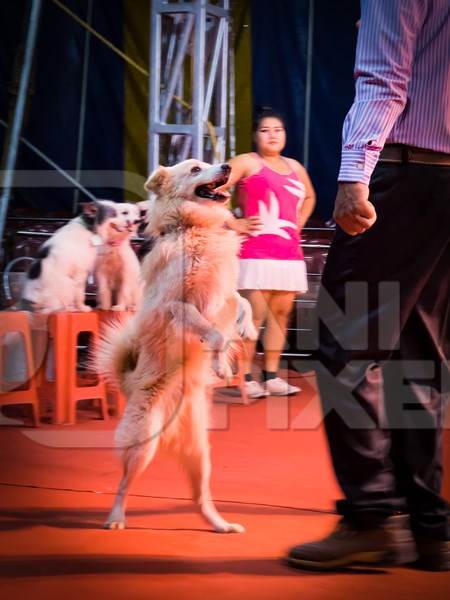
[0,311,40,426]
[34,312,70,424]
[96,310,132,417]
[65,311,109,424]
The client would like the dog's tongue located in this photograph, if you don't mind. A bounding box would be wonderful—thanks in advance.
[195,185,230,202]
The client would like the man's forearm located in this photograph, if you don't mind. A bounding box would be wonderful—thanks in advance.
[338,0,426,184]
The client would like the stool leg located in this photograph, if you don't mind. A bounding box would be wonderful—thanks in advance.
[67,396,76,426]
[25,331,41,427]
[31,401,40,427]
[66,324,78,425]
[99,393,109,421]
[51,315,70,424]
[109,388,126,418]
[66,330,78,425]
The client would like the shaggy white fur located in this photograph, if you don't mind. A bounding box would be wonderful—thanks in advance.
[98,159,257,533]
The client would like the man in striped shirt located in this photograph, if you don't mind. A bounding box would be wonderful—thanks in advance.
[288,0,449,571]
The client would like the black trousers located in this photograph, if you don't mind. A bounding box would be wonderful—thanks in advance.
[316,161,450,539]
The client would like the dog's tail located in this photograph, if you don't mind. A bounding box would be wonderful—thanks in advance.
[93,313,138,393]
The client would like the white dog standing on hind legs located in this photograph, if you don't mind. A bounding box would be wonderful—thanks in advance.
[97,159,258,533]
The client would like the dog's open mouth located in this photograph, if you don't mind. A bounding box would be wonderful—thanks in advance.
[195,176,229,202]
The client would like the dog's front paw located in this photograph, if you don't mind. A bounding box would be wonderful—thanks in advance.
[103,519,126,530]
[204,328,224,352]
[211,354,233,380]
[212,361,225,379]
[214,521,245,534]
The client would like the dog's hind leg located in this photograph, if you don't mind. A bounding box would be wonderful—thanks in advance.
[183,449,245,533]
[180,398,245,533]
[104,407,163,530]
[104,441,158,529]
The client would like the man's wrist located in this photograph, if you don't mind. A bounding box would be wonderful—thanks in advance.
[338,181,368,187]
[338,147,380,185]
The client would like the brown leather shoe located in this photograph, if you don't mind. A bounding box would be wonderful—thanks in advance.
[411,537,450,571]
[286,516,418,571]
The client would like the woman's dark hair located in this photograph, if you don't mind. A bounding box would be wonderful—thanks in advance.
[252,106,286,132]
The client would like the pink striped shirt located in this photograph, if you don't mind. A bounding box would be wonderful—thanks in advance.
[339,0,450,184]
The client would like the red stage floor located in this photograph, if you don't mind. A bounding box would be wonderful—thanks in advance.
[0,371,449,599]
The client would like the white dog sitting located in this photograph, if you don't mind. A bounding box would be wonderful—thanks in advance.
[20,200,131,313]
[95,202,143,311]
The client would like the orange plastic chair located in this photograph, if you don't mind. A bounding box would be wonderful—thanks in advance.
[65,312,109,424]
[34,312,70,424]
[0,311,40,426]
[37,311,108,424]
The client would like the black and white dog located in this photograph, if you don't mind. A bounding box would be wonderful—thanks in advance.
[21,201,132,313]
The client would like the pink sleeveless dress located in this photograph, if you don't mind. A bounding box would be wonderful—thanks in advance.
[237,154,308,292]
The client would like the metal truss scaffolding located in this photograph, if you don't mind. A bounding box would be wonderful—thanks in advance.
[148,0,230,172]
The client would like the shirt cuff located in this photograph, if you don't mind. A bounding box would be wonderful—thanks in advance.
[338,147,381,184]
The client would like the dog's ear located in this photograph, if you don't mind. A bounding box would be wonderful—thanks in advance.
[80,202,98,217]
[144,166,168,193]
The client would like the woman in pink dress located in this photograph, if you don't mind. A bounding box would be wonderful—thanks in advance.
[224,108,316,398]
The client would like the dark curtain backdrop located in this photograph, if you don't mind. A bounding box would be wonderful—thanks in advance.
[251,0,359,219]
[1,0,360,218]
[0,1,28,170]
[0,0,124,213]
[309,0,360,218]
[250,0,309,157]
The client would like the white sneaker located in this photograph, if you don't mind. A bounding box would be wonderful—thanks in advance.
[264,377,301,396]
[244,380,268,399]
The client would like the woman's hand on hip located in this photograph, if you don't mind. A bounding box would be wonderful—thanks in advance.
[227,215,262,235]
